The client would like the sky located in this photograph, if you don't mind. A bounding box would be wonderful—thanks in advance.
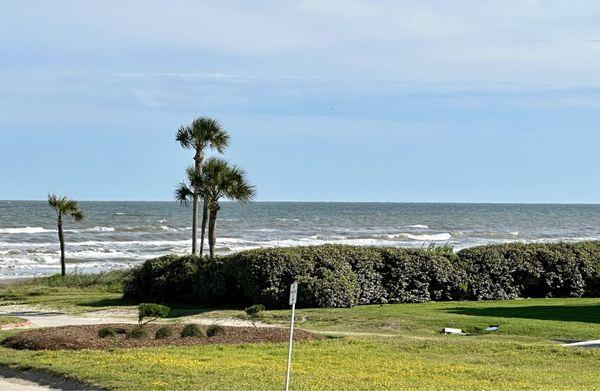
[1,0,600,202]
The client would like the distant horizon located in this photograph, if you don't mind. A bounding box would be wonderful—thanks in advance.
[3,199,600,206]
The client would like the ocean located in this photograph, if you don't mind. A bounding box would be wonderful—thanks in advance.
[1,201,600,278]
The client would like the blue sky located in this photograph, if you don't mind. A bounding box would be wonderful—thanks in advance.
[2,0,600,202]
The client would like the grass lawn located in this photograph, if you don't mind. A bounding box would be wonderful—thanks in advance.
[0,272,128,313]
[1,275,600,389]
[0,316,26,325]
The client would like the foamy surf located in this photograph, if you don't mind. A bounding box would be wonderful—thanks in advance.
[408,224,429,229]
[3,201,600,278]
[0,227,52,234]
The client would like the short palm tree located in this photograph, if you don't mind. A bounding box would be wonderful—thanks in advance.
[176,117,229,256]
[47,194,84,276]
[202,158,255,260]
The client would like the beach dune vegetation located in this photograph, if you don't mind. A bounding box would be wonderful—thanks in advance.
[124,242,600,309]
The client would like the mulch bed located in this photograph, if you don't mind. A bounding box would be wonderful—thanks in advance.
[1,323,316,351]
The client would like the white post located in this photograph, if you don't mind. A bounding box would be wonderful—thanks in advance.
[285,281,298,391]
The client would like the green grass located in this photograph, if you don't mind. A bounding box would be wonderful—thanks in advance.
[259,298,600,341]
[0,271,130,312]
[0,333,598,390]
[0,316,26,325]
[2,275,600,389]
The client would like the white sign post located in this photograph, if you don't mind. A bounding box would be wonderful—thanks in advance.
[285,281,298,391]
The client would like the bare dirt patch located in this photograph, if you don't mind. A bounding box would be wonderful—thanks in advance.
[1,323,316,351]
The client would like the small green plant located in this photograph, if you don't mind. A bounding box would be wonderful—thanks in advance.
[138,303,170,326]
[245,304,265,329]
[128,326,148,339]
[98,327,116,338]
[155,326,173,339]
[180,324,205,338]
[206,325,224,337]
[245,304,265,317]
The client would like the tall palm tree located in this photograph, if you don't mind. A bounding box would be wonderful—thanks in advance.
[47,194,84,276]
[176,117,229,256]
[174,166,205,229]
[202,158,255,260]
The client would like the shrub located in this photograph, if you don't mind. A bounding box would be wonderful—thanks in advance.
[138,303,170,326]
[122,242,600,309]
[180,324,205,338]
[245,304,265,329]
[297,245,386,305]
[128,326,148,339]
[97,327,116,338]
[381,248,464,303]
[245,304,265,316]
[206,325,225,337]
[457,242,598,300]
[123,256,228,304]
[155,326,173,339]
[226,245,362,308]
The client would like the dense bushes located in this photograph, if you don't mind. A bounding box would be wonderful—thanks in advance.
[123,242,600,308]
[457,242,599,300]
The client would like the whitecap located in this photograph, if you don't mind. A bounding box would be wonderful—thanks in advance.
[408,224,429,229]
[65,226,115,233]
[402,233,452,241]
[0,227,52,234]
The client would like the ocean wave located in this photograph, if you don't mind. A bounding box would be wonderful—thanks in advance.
[65,226,115,233]
[408,224,429,229]
[0,227,52,234]
[402,233,452,241]
[0,239,190,248]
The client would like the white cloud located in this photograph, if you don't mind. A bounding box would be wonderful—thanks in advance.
[3,1,600,83]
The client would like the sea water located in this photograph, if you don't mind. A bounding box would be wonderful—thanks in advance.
[1,201,600,278]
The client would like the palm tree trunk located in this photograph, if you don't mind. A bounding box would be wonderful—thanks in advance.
[208,205,220,261]
[191,151,203,256]
[199,198,208,257]
[191,194,198,255]
[57,215,66,276]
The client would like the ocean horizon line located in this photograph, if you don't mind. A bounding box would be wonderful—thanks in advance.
[2,199,600,206]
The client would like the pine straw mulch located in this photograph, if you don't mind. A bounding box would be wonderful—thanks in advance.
[1,323,317,351]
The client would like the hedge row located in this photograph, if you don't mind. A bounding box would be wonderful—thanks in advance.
[123,242,600,308]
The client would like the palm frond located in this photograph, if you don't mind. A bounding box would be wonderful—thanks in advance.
[176,125,193,149]
[177,116,230,154]
[48,194,84,221]
[71,210,85,222]
[201,158,255,206]
[174,182,194,206]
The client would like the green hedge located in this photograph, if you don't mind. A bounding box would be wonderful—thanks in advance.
[123,242,600,308]
[457,242,600,300]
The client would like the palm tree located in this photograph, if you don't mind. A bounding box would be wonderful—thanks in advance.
[176,117,229,256]
[202,158,255,260]
[174,166,205,228]
[47,194,84,276]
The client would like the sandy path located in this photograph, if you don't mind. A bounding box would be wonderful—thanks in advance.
[0,305,269,329]
[0,366,102,391]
